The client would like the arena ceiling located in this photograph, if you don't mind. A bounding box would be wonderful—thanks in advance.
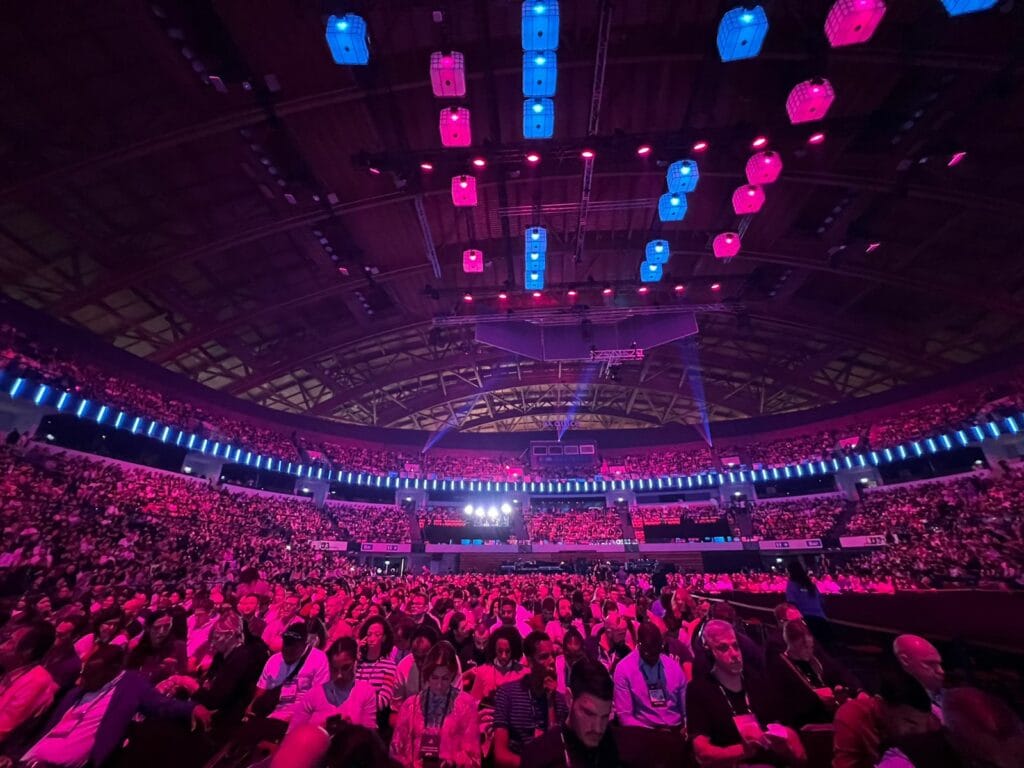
[2,0,1023,434]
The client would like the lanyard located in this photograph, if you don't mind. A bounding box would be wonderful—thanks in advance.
[715,679,752,718]
[639,659,665,689]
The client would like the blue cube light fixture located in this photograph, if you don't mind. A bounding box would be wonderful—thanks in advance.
[525,270,545,290]
[640,261,663,283]
[717,5,769,62]
[325,14,370,65]
[645,240,670,265]
[940,0,997,14]
[666,160,700,194]
[525,226,548,251]
[658,192,688,222]
[523,98,555,139]
[522,1,560,51]
[523,51,558,97]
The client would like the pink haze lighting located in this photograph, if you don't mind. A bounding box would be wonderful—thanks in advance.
[711,282,722,292]
[419,161,434,171]
[451,175,478,206]
[786,78,836,124]
[865,242,881,253]
[463,293,473,302]
[745,150,783,185]
[692,140,709,152]
[825,0,887,48]
[368,166,382,175]
[948,151,967,167]
[532,291,542,298]
[732,184,766,215]
[602,286,613,296]
[637,286,650,294]
[713,232,741,260]
[526,152,541,163]
[472,157,487,168]
[636,144,652,156]
[439,107,472,147]
[581,149,595,159]
[751,136,768,149]
[567,288,578,297]
[808,132,826,145]
[674,284,685,293]
[498,292,509,300]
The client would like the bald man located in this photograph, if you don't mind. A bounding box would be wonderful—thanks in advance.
[893,634,945,720]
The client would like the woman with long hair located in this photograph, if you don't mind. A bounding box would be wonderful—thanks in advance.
[390,641,481,768]
[355,616,399,715]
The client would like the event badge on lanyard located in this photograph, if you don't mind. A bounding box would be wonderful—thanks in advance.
[420,727,442,768]
[648,682,667,708]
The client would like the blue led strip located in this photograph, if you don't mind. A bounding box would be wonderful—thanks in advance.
[3,367,1016,494]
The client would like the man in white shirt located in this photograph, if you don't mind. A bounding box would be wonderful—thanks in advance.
[248,623,329,728]
[544,597,586,651]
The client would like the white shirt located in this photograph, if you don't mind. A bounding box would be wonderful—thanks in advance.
[257,647,330,722]
[24,673,124,768]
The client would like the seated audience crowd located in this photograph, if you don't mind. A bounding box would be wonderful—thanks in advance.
[750,497,845,540]
[525,506,624,544]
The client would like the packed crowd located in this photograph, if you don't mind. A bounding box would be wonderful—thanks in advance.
[525,507,624,545]
[845,472,1024,589]
[630,505,735,544]
[1,525,1019,768]
[325,501,410,544]
[749,497,846,541]
[1,325,298,460]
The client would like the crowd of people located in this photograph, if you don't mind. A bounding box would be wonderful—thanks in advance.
[749,497,846,541]
[845,472,1024,590]
[1,325,298,460]
[1,517,1020,768]
[630,505,735,544]
[325,501,410,544]
[524,507,625,545]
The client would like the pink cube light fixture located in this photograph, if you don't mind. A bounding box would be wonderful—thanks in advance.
[462,249,484,273]
[745,150,784,185]
[825,0,886,47]
[713,232,741,260]
[786,78,836,124]
[429,52,467,98]
[732,184,766,215]
[451,175,478,207]
[439,107,472,147]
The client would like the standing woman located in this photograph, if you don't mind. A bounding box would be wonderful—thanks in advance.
[785,560,832,646]
[390,641,481,768]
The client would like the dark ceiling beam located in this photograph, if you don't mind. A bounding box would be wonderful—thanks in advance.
[369,369,761,429]
[1,39,1009,204]
[46,161,1019,320]
[449,405,667,432]
[143,229,1015,369]
[217,290,939,396]
[303,341,847,418]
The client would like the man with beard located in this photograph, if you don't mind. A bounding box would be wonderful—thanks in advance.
[521,658,619,767]
[545,597,586,651]
[493,631,568,768]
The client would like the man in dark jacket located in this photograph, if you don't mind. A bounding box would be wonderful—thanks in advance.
[19,646,211,767]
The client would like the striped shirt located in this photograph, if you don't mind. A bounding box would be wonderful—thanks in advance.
[355,655,398,712]
[493,676,568,754]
